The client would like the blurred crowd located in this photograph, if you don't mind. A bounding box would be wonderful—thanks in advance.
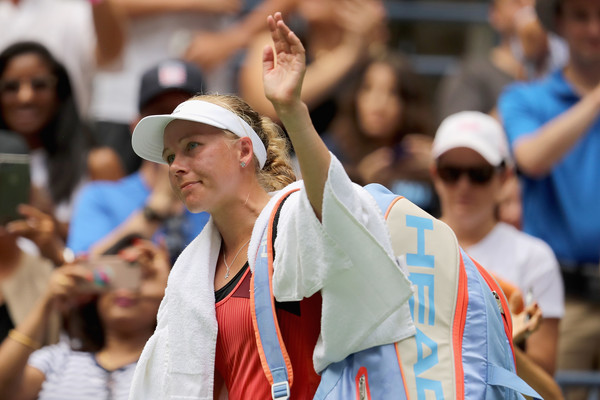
[0,0,598,399]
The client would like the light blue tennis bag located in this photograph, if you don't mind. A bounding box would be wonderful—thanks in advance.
[251,184,541,400]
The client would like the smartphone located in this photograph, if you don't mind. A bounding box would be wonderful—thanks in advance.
[0,153,30,225]
[79,256,142,292]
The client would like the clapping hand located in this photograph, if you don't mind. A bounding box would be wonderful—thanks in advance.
[336,0,387,52]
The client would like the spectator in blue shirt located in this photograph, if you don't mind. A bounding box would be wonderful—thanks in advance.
[498,0,600,397]
[67,59,209,262]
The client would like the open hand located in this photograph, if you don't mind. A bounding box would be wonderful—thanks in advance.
[45,263,96,312]
[119,239,170,302]
[262,12,306,110]
[7,204,58,245]
[185,30,242,72]
[336,0,387,50]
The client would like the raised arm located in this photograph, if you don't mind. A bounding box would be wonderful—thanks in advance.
[92,0,127,67]
[262,13,331,219]
[509,82,600,176]
[0,296,50,400]
[0,265,86,400]
[240,0,385,122]
[184,0,296,71]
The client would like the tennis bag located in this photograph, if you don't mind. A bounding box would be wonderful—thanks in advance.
[251,184,541,399]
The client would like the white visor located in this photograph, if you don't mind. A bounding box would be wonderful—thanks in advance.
[131,99,268,168]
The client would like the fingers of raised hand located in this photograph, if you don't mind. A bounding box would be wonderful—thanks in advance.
[268,13,304,58]
[268,13,291,55]
[263,13,306,105]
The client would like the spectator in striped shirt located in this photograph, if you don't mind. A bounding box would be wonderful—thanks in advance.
[0,239,168,400]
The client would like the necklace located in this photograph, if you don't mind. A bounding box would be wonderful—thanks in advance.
[223,238,251,279]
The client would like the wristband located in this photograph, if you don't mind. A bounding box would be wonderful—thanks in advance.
[8,329,41,351]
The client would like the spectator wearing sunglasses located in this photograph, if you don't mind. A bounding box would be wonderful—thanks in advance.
[430,111,564,376]
[499,1,600,394]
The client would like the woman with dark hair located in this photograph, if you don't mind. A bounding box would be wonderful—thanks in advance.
[238,0,387,135]
[0,240,169,400]
[325,50,439,215]
[0,41,92,225]
[0,42,105,347]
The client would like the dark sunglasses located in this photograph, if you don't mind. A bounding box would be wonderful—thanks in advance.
[0,76,57,95]
[437,164,502,185]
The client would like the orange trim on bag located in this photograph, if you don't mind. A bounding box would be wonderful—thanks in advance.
[250,189,299,387]
[265,189,298,388]
[385,195,408,399]
[394,343,411,399]
[384,196,405,219]
[471,256,517,367]
[452,252,468,399]
[249,272,273,383]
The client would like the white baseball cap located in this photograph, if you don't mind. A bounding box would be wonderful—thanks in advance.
[131,99,268,168]
[432,111,511,167]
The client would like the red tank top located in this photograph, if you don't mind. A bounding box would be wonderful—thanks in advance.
[215,267,322,399]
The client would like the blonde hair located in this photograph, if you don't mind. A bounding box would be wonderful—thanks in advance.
[189,94,296,192]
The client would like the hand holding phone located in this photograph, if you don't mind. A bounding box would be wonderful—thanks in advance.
[0,153,30,225]
[78,256,142,292]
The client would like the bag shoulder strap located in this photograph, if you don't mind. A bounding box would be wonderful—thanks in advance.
[250,189,298,400]
[488,363,543,399]
[364,183,404,216]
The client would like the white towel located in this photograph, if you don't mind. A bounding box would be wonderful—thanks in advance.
[129,218,221,399]
[129,183,300,399]
[129,157,415,399]
[272,157,415,371]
